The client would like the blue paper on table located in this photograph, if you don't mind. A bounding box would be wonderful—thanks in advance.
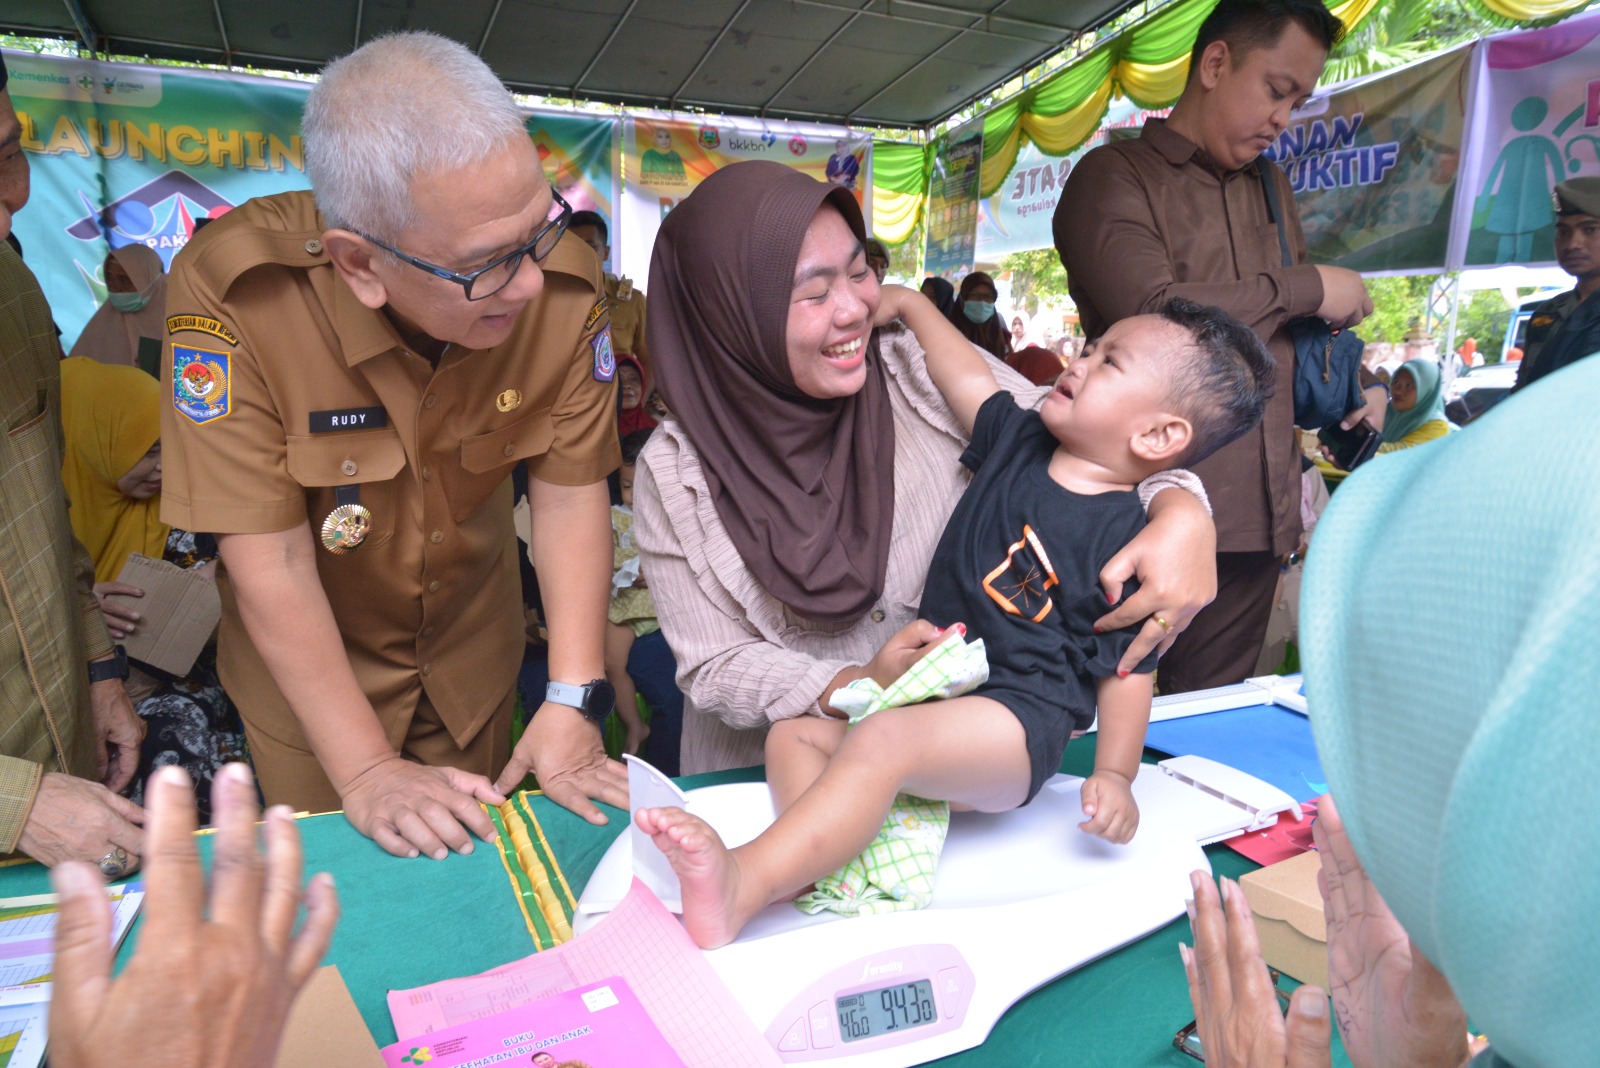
[1144,702,1326,803]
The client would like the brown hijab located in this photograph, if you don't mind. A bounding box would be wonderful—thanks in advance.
[647,160,895,623]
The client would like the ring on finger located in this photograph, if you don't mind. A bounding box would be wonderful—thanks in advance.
[1152,614,1173,634]
[98,847,131,879]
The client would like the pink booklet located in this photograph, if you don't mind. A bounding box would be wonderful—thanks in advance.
[382,976,684,1067]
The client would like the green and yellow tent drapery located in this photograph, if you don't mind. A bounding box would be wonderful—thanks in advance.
[868,0,1595,247]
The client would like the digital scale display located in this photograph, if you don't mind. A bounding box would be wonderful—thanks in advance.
[836,979,938,1043]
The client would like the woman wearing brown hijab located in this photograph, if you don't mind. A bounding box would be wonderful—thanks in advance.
[633,161,1217,775]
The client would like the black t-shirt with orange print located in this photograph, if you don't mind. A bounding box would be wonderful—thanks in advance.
[919,391,1157,800]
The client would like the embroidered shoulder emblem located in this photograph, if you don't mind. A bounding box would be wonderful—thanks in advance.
[172,345,232,425]
[592,326,616,382]
[166,314,239,346]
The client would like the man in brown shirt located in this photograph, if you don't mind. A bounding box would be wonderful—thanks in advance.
[160,34,624,861]
[1,57,145,877]
[1055,0,1372,693]
[568,211,649,381]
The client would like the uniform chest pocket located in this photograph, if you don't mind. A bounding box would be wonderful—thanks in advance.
[285,430,407,550]
[448,407,555,522]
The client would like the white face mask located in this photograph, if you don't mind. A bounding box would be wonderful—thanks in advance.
[109,291,151,313]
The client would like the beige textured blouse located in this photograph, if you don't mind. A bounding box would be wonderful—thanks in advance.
[634,330,1201,775]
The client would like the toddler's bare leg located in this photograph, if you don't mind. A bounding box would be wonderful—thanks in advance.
[638,695,1030,948]
[765,717,847,813]
[604,622,649,755]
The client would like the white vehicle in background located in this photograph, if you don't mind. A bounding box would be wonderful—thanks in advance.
[1444,361,1519,403]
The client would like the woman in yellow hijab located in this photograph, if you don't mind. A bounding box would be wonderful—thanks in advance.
[59,356,168,584]
[59,356,247,823]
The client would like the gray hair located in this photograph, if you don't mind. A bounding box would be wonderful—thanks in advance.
[303,32,529,241]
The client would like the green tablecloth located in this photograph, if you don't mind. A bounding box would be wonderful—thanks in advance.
[0,742,1348,1066]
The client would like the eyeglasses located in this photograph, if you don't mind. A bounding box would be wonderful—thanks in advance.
[1173,969,1293,1062]
[357,189,572,301]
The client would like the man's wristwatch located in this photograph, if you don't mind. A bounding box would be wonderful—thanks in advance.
[545,677,616,726]
[87,645,129,684]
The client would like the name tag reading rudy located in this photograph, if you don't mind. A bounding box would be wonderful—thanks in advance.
[309,407,388,433]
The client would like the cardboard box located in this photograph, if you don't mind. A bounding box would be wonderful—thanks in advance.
[275,965,384,1067]
[1239,850,1328,989]
[107,553,221,676]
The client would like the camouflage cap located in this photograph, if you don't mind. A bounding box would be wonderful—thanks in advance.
[1553,176,1600,217]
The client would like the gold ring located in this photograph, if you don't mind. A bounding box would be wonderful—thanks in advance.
[1152,614,1173,634]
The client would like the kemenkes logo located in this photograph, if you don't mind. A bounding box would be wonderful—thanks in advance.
[4,55,161,105]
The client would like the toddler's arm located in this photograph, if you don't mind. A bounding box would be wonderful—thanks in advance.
[876,284,1000,434]
[1078,671,1153,844]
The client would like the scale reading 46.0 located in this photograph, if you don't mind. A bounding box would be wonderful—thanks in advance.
[837,979,938,1043]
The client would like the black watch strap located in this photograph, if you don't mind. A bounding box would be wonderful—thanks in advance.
[87,646,129,684]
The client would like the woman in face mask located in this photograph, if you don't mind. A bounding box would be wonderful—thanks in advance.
[951,270,1012,359]
[68,244,169,367]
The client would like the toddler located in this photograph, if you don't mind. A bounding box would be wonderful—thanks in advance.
[639,289,1273,948]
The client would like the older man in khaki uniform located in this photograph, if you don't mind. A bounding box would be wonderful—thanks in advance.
[160,33,623,860]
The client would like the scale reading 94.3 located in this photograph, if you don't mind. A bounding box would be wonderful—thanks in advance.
[836,979,938,1043]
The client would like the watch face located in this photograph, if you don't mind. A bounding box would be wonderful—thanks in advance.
[586,677,617,719]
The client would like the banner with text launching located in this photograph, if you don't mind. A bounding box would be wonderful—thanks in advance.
[5,50,618,348]
[923,123,983,279]
[1267,45,1472,273]
[1452,9,1600,268]
[617,115,868,284]
[975,98,1156,261]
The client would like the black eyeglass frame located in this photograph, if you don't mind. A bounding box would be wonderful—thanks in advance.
[1173,968,1293,1062]
[356,188,573,301]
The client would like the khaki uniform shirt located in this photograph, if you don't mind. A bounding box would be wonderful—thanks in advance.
[604,273,648,378]
[1056,119,1325,555]
[160,192,620,750]
[0,244,108,851]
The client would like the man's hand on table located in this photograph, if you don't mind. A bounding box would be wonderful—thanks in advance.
[17,773,144,876]
[340,756,505,860]
[88,676,144,793]
[496,702,627,825]
[48,763,338,1068]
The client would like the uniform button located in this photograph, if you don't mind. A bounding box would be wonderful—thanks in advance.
[304,238,323,254]
[430,529,443,544]
[502,443,515,458]
[421,663,433,677]
[421,465,432,480]
[340,459,357,476]
[423,394,439,410]
[871,609,886,623]
[427,580,440,593]
[420,625,435,638]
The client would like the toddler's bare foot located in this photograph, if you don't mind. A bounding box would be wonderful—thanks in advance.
[624,723,651,757]
[635,806,751,948]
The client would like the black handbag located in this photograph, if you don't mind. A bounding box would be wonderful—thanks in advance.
[1258,159,1367,429]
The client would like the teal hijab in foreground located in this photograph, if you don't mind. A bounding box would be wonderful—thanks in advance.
[1381,357,1448,443]
[1302,358,1600,1068]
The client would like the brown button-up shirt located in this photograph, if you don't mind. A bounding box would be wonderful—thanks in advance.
[160,192,620,750]
[1055,118,1324,555]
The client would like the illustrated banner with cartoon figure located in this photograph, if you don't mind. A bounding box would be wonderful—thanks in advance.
[615,115,869,283]
[4,49,618,349]
[1452,9,1600,268]
[924,123,983,278]
[975,99,1156,262]
[1273,45,1472,273]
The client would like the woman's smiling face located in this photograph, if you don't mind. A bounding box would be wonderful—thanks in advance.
[785,205,879,400]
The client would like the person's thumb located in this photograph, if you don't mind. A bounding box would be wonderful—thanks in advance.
[48,861,115,1023]
[1284,986,1333,1068]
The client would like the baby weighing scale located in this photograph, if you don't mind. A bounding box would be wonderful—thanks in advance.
[575,754,1297,1066]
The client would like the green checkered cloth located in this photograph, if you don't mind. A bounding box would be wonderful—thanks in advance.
[795,633,989,917]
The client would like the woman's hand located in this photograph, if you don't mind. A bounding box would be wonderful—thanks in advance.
[1182,870,1333,1067]
[1315,797,1472,1068]
[873,283,912,328]
[1095,490,1216,673]
[866,619,950,687]
[92,581,144,641]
